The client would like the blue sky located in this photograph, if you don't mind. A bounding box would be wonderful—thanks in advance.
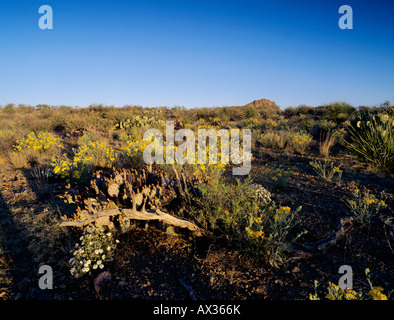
[0,0,393,109]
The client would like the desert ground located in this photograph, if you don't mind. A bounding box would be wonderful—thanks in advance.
[0,100,392,300]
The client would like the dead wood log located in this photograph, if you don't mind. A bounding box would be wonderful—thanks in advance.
[60,207,208,237]
[303,216,355,251]
[286,216,355,260]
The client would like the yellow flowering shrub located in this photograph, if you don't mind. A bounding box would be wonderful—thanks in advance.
[324,282,361,300]
[242,117,261,129]
[310,268,391,300]
[118,132,149,156]
[0,130,14,138]
[286,131,312,154]
[318,119,336,131]
[189,142,227,183]
[244,201,303,267]
[15,131,63,152]
[52,139,117,180]
[263,118,278,130]
[262,164,292,191]
[365,268,390,300]
[332,127,347,142]
[347,188,387,226]
[309,159,343,183]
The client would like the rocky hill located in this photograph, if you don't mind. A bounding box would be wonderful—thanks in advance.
[244,98,281,113]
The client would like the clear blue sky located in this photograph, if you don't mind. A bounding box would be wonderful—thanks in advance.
[0,0,393,109]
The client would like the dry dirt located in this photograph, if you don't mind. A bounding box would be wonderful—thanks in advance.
[0,148,393,300]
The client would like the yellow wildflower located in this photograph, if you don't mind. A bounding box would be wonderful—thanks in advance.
[368,287,388,300]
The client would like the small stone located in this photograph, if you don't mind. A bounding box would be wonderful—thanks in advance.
[292,267,300,273]
[256,285,268,294]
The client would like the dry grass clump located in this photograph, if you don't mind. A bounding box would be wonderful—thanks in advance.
[258,130,312,154]
[319,132,336,158]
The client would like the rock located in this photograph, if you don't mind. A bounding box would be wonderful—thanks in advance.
[93,271,112,299]
[256,285,268,294]
[292,266,300,273]
[166,226,175,235]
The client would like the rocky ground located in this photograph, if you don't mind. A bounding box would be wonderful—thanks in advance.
[0,148,393,300]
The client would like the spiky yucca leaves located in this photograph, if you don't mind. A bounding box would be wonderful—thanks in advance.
[342,108,393,174]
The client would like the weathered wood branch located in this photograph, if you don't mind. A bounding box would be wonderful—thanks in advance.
[60,207,208,237]
[287,216,355,261]
[303,216,354,251]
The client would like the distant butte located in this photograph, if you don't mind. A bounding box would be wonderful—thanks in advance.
[244,99,281,112]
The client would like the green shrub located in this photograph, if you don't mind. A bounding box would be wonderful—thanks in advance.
[188,176,303,267]
[295,115,317,131]
[245,203,303,267]
[2,104,16,114]
[310,159,342,183]
[262,164,292,191]
[318,119,336,132]
[347,188,387,226]
[242,106,258,119]
[317,102,355,120]
[189,177,257,233]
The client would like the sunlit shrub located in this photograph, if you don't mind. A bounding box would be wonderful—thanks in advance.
[52,134,117,180]
[286,131,312,154]
[258,130,287,149]
[318,119,336,132]
[317,102,355,120]
[342,109,394,173]
[242,106,258,119]
[15,131,63,152]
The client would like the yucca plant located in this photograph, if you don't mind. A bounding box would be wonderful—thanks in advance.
[342,108,394,174]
